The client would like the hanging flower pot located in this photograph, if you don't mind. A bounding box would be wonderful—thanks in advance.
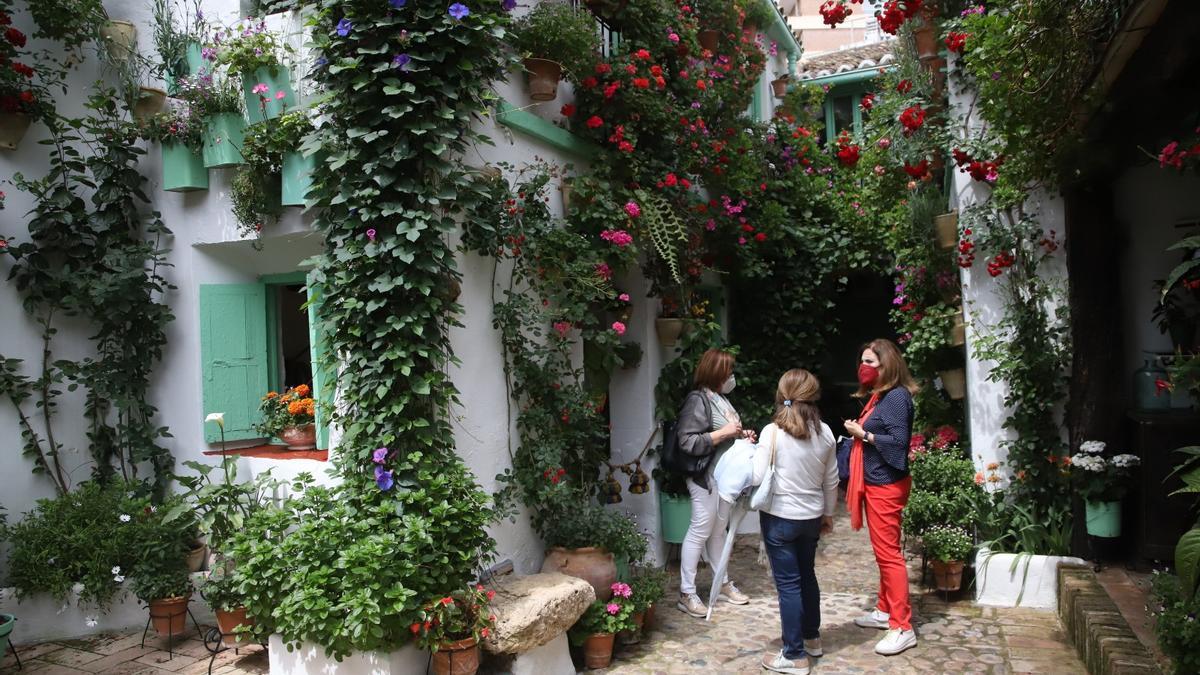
[927,57,947,96]
[523,58,562,102]
[930,559,965,591]
[431,637,480,675]
[939,368,966,400]
[201,113,246,168]
[583,632,615,669]
[133,87,167,123]
[162,143,209,192]
[913,22,938,61]
[0,112,32,151]
[215,606,254,647]
[655,318,684,346]
[148,594,190,635]
[281,151,317,207]
[1085,500,1122,538]
[242,66,296,124]
[540,547,616,601]
[950,312,966,347]
[771,77,789,99]
[99,20,138,62]
[659,491,691,544]
[279,424,317,450]
[934,211,958,249]
[698,29,720,52]
[185,541,208,572]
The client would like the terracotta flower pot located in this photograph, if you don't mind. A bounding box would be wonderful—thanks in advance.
[643,602,656,630]
[913,23,938,62]
[215,606,253,647]
[583,632,615,669]
[523,58,562,102]
[950,313,966,347]
[655,318,684,347]
[431,637,479,675]
[186,542,207,572]
[698,29,720,52]
[99,20,138,62]
[771,78,789,99]
[541,547,616,601]
[939,368,966,400]
[927,57,947,96]
[934,211,958,250]
[148,594,190,635]
[0,112,32,151]
[930,559,965,591]
[618,610,645,645]
[280,424,317,450]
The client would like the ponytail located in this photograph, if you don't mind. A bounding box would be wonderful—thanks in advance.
[773,369,822,439]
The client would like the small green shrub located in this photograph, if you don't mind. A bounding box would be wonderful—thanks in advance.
[508,1,600,82]
[922,525,973,562]
[1151,571,1200,675]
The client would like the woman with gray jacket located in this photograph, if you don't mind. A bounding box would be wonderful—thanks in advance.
[674,348,756,618]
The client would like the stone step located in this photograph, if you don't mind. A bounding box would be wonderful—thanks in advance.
[1056,564,1161,675]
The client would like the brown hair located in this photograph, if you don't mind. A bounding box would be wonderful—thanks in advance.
[693,348,735,391]
[855,338,919,397]
[773,369,822,440]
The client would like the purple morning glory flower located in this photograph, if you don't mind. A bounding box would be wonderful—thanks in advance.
[449,3,470,19]
[502,0,517,9]
[392,53,411,70]
[391,0,407,7]
[314,56,329,68]
[375,465,394,491]
[336,18,352,37]
[372,447,388,463]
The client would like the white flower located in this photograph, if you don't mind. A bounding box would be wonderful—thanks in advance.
[1070,455,1106,472]
[85,616,97,628]
[118,514,131,523]
[1111,454,1141,468]
[113,574,124,583]
[205,412,225,429]
[1079,440,1106,455]
[111,566,121,574]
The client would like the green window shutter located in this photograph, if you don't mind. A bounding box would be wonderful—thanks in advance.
[750,81,763,122]
[306,272,332,450]
[200,284,269,443]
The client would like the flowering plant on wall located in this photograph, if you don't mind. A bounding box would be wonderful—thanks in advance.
[1068,440,1140,503]
[175,73,242,118]
[210,18,292,77]
[139,106,203,149]
[254,384,315,437]
[410,585,497,650]
[0,13,48,119]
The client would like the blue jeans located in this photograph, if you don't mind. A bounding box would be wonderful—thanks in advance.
[760,511,823,660]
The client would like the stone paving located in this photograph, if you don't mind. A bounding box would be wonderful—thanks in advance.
[0,626,268,674]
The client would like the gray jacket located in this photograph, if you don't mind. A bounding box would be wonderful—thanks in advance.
[675,390,717,489]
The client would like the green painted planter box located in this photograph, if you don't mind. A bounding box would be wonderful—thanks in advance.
[202,113,246,168]
[1085,500,1121,538]
[243,66,296,124]
[185,41,204,74]
[281,151,316,206]
[162,143,208,192]
[660,492,692,545]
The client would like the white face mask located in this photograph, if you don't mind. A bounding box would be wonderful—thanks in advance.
[720,375,736,394]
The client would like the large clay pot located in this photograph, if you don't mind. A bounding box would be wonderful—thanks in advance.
[939,368,966,400]
[541,547,616,601]
[133,87,167,122]
[655,318,684,347]
[280,424,317,450]
[99,20,138,62]
[698,30,719,52]
[934,211,958,249]
[523,58,562,102]
[431,637,479,675]
[913,22,938,61]
[583,632,615,669]
[148,594,190,635]
[215,606,253,647]
[930,559,964,592]
[0,112,32,151]
[771,78,789,98]
[185,542,207,572]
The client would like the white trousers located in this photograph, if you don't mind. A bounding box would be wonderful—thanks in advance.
[679,476,732,595]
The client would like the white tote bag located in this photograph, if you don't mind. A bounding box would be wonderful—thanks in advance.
[749,428,777,511]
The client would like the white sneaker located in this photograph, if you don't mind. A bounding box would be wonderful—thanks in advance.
[874,628,917,656]
[854,608,890,629]
[676,593,708,618]
[761,650,811,674]
[720,581,750,605]
[803,638,823,657]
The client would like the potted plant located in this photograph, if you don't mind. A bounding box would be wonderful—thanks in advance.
[938,366,966,400]
[655,294,686,347]
[133,87,169,122]
[771,74,789,99]
[99,19,139,63]
[539,500,645,601]
[141,107,208,192]
[277,110,317,206]
[130,502,197,637]
[213,20,295,123]
[152,0,207,95]
[256,384,317,449]
[508,1,601,102]
[201,567,255,647]
[28,0,107,59]
[923,525,972,592]
[1069,441,1141,538]
[738,0,774,36]
[0,19,47,150]
[624,565,665,643]
[569,586,636,670]
[411,585,497,675]
[176,73,245,168]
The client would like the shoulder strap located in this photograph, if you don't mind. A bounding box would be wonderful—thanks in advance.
[769,428,778,468]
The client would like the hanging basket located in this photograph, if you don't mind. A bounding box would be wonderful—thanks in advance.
[698,29,720,52]
[99,20,138,62]
[930,559,964,592]
[939,368,966,400]
[913,24,938,61]
[934,211,958,249]
[771,78,789,99]
[655,318,684,346]
[133,87,167,123]
[523,58,562,102]
[0,112,32,151]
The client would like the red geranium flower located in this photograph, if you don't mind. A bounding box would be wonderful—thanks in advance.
[896,79,912,93]
[581,76,598,89]
[945,32,969,54]
[860,93,875,111]
[586,115,604,129]
[560,104,575,117]
[5,27,25,48]
[595,63,611,74]
[898,105,926,135]
[902,159,929,177]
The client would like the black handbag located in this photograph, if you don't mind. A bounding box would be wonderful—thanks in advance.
[836,435,853,482]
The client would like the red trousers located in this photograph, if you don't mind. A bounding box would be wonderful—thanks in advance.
[865,476,912,630]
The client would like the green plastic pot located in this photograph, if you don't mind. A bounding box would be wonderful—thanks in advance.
[162,143,208,192]
[660,492,692,545]
[0,613,14,640]
[185,41,204,75]
[1085,500,1121,538]
[281,151,316,206]
[242,66,296,124]
[202,113,246,169]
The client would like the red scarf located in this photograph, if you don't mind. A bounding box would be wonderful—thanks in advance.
[846,393,880,531]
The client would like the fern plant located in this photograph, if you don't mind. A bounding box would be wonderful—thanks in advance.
[638,190,687,285]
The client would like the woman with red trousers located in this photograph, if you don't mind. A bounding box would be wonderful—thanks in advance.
[843,338,918,656]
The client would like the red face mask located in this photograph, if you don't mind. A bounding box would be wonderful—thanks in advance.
[857,363,880,387]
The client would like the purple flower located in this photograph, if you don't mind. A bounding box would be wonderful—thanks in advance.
[372,447,388,463]
[367,228,377,241]
[201,46,216,61]
[314,56,329,68]
[449,3,470,19]
[502,0,517,9]
[375,465,394,491]
[390,0,407,7]
[336,18,352,37]
[392,53,411,70]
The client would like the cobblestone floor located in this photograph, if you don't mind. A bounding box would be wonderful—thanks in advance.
[0,626,269,674]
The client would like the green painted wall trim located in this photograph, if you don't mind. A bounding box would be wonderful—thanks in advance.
[306,271,332,451]
[807,66,893,89]
[260,271,309,285]
[496,100,600,159]
[750,82,763,122]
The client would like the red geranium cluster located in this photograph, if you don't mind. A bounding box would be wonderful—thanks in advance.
[957,228,976,268]
[951,147,1003,182]
[896,79,913,94]
[878,0,923,35]
[986,250,1015,277]
[656,171,692,190]
[819,0,857,27]
[834,130,861,167]
[903,159,929,178]
[1159,138,1200,171]
[945,32,969,54]
[909,425,961,457]
[860,92,875,111]
[898,105,926,136]
[542,467,567,483]
[0,14,38,116]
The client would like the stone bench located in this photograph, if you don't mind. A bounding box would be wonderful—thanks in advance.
[482,572,596,675]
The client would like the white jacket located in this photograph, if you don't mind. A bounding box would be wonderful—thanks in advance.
[752,422,839,521]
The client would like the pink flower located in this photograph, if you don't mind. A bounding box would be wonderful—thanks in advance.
[600,230,633,247]
[624,201,641,218]
[605,603,620,615]
[610,582,632,598]
[877,138,891,149]
[618,293,630,302]
[595,263,612,280]
[252,83,268,94]
[275,90,286,100]
[366,228,376,241]
[553,321,571,338]
[668,32,679,43]
[738,236,747,245]
[611,321,626,335]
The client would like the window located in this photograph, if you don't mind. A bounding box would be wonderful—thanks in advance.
[199,271,330,448]
[821,83,874,145]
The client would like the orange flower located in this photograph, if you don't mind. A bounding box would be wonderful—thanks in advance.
[974,471,984,485]
[264,391,279,399]
[293,384,311,397]
[287,400,306,416]
[986,462,999,471]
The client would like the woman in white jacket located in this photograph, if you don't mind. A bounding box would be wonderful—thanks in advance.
[754,369,839,675]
